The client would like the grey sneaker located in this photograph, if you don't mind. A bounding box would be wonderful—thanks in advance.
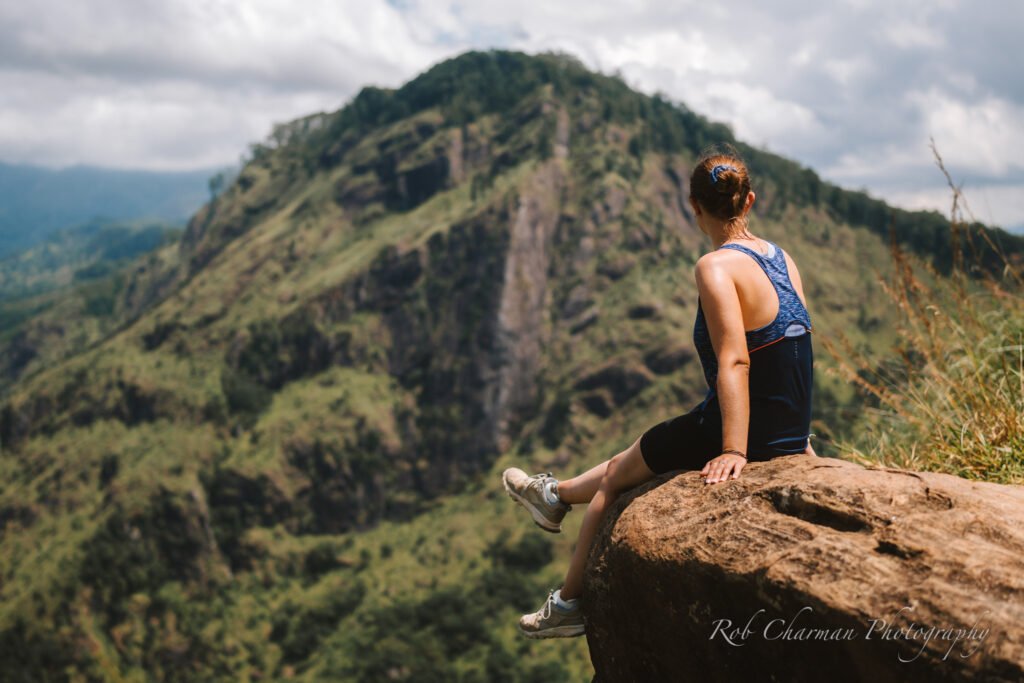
[519,589,585,639]
[502,468,571,533]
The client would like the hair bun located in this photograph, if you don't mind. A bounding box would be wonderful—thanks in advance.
[689,146,751,221]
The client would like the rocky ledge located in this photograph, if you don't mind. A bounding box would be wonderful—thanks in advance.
[582,454,1024,682]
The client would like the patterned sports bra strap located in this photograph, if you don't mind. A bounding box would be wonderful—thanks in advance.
[720,241,799,294]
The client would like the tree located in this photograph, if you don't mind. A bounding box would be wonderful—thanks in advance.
[207,171,225,201]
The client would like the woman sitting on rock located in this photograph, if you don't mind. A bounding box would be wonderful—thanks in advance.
[503,147,816,638]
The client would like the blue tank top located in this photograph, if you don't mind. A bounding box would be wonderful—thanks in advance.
[693,240,813,403]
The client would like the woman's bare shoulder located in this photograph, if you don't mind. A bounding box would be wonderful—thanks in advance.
[694,248,755,278]
[695,248,748,269]
[693,249,740,282]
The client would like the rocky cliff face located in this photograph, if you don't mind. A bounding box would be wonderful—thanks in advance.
[492,160,565,452]
[583,455,1024,682]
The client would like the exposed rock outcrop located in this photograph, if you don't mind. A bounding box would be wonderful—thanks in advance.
[491,160,564,451]
[583,454,1024,682]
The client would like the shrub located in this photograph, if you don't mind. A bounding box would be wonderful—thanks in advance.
[823,143,1023,483]
[270,580,366,664]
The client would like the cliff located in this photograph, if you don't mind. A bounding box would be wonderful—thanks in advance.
[583,454,1024,682]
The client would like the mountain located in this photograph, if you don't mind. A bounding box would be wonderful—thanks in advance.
[0,49,1021,681]
[0,162,220,258]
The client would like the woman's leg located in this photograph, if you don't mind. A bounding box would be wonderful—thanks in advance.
[559,435,656,599]
[556,435,652,505]
[555,460,608,505]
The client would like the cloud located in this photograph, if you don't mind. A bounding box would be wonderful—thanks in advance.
[0,0,452,169]
[883,182,1024,234]
[0,0,440,91]
[0,71,337,169]
[0,0,1021,228]
[912,90,1024,176]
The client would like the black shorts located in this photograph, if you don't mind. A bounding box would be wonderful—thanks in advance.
[639,401,723,475]
[639,392,809,475]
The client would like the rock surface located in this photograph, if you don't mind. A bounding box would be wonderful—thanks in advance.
[582,454,1024,682]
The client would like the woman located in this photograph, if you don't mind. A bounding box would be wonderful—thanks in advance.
[502,148,816,638]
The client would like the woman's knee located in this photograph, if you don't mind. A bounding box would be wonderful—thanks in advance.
[600,453,625,491]
[599,438,651,496]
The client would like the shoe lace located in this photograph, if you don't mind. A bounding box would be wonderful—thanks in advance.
[529,472,553,494]
[531,473,570,511]
[540,590,556,621]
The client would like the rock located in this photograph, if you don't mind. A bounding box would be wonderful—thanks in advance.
[626,303,660,320]
[569,307,599,335]
[573,362,653,406]
[555,106,571,159]
[579,392,613,418]
[560,284,594,319]
[583,454,1024,682]
[596,253,637,281]
[493,160,565,449]
[643,343,695,375]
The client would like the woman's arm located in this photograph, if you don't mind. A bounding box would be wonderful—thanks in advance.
[694,254,750,484]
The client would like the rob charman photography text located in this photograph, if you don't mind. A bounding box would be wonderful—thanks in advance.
[708,605,990,662]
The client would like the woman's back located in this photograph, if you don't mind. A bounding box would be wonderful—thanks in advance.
[716,239,810,333]
[693,238,814,458]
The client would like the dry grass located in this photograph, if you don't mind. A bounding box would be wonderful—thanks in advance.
[822,141,1024,483]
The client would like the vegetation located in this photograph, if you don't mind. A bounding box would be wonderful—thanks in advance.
[825,143,1024,483]
[0,219,183,393]
[0,219,179,301]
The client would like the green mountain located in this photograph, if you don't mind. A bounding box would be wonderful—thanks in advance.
[0,162,217,259]
[1,49,1020,682]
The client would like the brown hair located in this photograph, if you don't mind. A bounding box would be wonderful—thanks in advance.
[689,145,752,226]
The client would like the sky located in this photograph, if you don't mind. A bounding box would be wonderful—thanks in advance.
[1,0,1022,231]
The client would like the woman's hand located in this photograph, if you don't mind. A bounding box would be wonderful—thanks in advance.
[701,453,747,484]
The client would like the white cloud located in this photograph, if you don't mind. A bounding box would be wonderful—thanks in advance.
[0,0,440,90]
[0,71,339,169]
[821,56,872,88]
[588,30,749,79]
[0,0,1022,227]
[910,89,1024,176]
[699,81,829,156]
[882,183,1024,234]
[0,0,452,169]
[879,21,945,50]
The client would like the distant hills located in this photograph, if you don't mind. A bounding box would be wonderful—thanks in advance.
[0,161,222,258]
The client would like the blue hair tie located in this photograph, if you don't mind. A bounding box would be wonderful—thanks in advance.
[710,164,738,184]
